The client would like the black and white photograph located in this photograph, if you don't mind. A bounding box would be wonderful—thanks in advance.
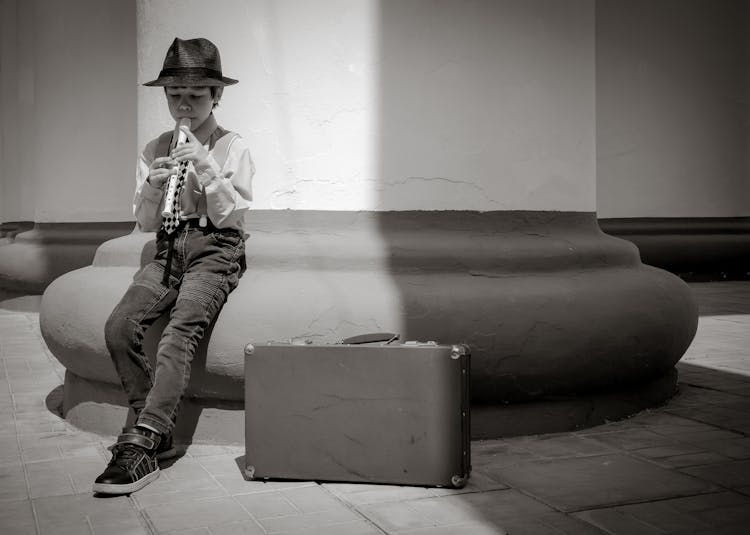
[1,0,749,533]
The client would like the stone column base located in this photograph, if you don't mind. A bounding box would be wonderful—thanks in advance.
[60,368,678,444]
[0,222,133,293]
[40,210,698,443]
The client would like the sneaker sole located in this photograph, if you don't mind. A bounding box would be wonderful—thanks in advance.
[93,468,160,495]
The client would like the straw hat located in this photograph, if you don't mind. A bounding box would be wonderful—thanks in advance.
[144,37,238,87]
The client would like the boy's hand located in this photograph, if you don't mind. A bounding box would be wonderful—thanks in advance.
[147,157,177,189]
[171,126,211,171]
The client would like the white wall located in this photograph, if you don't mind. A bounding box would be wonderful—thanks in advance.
[0,0,137,223]
[597,0,750,218]
[4,0,749,223]
[138,0,596,212]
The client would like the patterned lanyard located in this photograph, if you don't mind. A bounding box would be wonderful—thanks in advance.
[161,160,190,234]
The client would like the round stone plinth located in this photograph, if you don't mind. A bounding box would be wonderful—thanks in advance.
[0,222,133,293]
[40,210,698,442]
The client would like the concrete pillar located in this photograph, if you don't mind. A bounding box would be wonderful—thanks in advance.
[38,0,698,442]
[596,0,750,277]
[0,0,136,292]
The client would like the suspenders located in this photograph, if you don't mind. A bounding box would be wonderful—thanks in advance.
[153,128,238,286]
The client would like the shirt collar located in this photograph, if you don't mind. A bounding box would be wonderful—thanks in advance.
[192,114,218,145]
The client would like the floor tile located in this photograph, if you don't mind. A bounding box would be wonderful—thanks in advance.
[274,520,384,534]
[141,496,252,532]
[696,437,750,459]
[0,499,36,535]
[0,435,22,465]
[25,454,106,498]
[484,454,716,512]
[200,522,266,535]
[651,451,732,469]
[680,459,750,489]
[256,507,362,533]
[394,522,509,535]
[130,476,228,508]
[2,282,750,534]
[0,464,31,503]
[324,482,436,506]
[33,492,146,535]
[358,489,552,532]
[588,428,683,451]
[574,491,750,534]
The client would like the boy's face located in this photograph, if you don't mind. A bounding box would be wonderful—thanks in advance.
[165,86,215,129]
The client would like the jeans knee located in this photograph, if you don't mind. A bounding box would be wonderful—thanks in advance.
[105,312,136,354]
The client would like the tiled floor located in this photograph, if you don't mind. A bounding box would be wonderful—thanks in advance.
[1,282,749,534]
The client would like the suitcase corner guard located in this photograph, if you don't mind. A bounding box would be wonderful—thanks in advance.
[451,474,468,488]
[244,465,256,480]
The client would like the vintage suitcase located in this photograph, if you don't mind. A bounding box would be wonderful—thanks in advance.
[243,337,471,488]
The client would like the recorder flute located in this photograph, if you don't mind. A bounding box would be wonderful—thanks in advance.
[161,117,192,218]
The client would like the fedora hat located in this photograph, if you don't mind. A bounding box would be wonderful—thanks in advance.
[144,37,238,87]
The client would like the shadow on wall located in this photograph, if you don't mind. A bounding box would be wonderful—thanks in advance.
[372,0,697,411]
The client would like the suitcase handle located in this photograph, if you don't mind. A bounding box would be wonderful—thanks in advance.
[340,332,400,345]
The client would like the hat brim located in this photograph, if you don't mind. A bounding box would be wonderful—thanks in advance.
[143,74,238,87]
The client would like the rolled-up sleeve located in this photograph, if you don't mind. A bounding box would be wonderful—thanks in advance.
[198,135,254,229]
[133,151,165,232]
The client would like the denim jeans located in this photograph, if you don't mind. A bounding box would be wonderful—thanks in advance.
[105,225,245,436]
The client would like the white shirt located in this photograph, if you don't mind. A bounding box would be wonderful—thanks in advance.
[133,118,254,233]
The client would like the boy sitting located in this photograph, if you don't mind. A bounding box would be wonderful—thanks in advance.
[94,37,253,495]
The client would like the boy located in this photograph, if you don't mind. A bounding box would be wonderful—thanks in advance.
[93,37,253,495]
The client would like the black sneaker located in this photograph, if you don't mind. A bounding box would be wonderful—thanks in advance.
[155,432,178,461]
[93,426,161,495]
[109,425,177,461]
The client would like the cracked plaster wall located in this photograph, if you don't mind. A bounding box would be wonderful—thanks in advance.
[5,1,746,223]
[137,0,596,212]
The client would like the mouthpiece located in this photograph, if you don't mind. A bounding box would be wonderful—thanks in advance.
[172,118,192,149]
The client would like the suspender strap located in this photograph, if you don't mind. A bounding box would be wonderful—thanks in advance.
[154,130,174,162]
[154,126,238,287]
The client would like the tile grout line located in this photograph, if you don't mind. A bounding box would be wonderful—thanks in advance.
[129,494,158,535]
[4,343,42,535]
[657,410,749,438]
[84,514,95,535]
[565,488,729,515]
[191,454,269,533]
[576,508,681,535]
[471,436,716,530]
[227,489,271,534]
[318,483,398,534]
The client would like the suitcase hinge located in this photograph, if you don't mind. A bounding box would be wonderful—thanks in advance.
[458,345,471,481]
